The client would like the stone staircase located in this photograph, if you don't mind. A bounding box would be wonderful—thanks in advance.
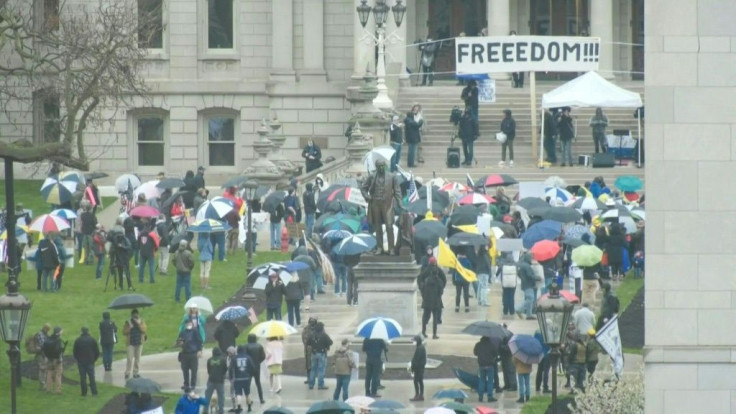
[394,81,646,190]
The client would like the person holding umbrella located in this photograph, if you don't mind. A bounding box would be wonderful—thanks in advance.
[179,305,207,344]
[123,309,147,380]
[362,336,387,397]
[417,257,446,339]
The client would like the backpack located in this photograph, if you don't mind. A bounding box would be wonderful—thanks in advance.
[42,336,62,360]
[25,334,42,354]
[501,265,518,288]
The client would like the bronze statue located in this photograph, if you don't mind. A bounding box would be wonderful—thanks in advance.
[361,159,402,254]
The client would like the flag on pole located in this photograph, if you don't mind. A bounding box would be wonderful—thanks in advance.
[406,175,419,204]
[466,173,475,189]
[437,239,477,282]
[595,315,624,377]
[426,179,433,213]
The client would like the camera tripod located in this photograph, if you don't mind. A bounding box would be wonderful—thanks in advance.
[104,254,134,292]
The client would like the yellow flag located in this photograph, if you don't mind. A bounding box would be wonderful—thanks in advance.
[489,234,497,267]
[437,239,477,282]
[455,224,479,234]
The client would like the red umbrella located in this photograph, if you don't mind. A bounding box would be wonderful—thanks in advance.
[538,290,580,304]
[130,205,160,218]
[477,173,518,187]
[530,240,561,262]
[476,407,499,414]
[458,193,496,205]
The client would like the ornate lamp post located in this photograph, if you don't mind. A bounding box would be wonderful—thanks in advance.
[536,283,574,414]
[243,180,259,276]
[356,0,406,110]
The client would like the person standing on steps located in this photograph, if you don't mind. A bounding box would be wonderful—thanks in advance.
[418,256,446,339]
[459,106,479,166]
[543,107,558,164]
[474,336,498,403]
[515,253,538,320]
[363,337,387,397]
[73,326,100,397]
[419,37,438,86]
[499,109,516,167]
[245,334,267,404]
[308,322,333,390]
[452,253,472,313]
[302,139,323,173]
[461,80,480,124]
[332,338,354,401]
[409,335,427,402]
[404,105,424,168]
[475,243,492,307]
[589,107,609,154]
[99,312,118,372]
[389,115,404,172]
[558,107,575,166]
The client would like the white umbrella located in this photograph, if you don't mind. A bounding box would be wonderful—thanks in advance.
[115,174,142,193]
[133,180,163,201]
[363,145,396,172]
[252,270,292,289]
[184,296,214,315]
[196,197,236,220]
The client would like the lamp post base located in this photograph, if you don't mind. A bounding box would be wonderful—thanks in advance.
[372,83,393,109]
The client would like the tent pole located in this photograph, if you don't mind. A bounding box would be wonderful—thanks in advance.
[637,116,642,168]
[530,71,539,164]
[539,102,546,168]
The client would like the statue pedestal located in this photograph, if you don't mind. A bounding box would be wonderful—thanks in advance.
[354,254,419,335]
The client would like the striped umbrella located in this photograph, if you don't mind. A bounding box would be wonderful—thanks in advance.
[356,317,403,341]
[440,181,471,194]
[251,270,292,289]
[195,196,236,220]
[40,175,79,204]
[322,229,353,240]
[247,262,289,279]
[0,224,29,240]
[571,197,606,211]
[458,193,495,205]
[187,219,231,233]
[29,214,71,233]
[477,173,518,187]
[545,187,573,204]
[333,234,377,255]
[50,208,78,220]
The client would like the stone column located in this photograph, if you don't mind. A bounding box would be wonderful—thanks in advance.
[589,0,613,78]
[271,0,296,82]
[302,0,327,82]
[487,0,510,80]
[353,8,376,81]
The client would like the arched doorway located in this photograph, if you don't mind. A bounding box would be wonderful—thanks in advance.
[428,0,487,80]
[529,0,589,80]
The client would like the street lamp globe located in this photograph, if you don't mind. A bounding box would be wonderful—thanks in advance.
[535,283,574,347]
[391,0,407,28]
[356,0,372,28]
[243,180,259,201]
[0,288,32,344]
[372,0,390,27]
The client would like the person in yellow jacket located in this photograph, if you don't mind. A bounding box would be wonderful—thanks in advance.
[513,355,532,404]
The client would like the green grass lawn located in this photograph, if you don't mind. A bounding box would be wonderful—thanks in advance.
[616,274,644,313]
[0,232,288,413]
[522,396,553,414]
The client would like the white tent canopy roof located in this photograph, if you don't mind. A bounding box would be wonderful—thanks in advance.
[541,71,643,109]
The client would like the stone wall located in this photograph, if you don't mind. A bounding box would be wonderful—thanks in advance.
[644,0,736,412]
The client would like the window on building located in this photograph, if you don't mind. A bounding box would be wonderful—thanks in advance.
[206,116,235,166]
[138,0,163,49]
[136,116,165,166]
[33,89,61,144]
[208,0,234,49]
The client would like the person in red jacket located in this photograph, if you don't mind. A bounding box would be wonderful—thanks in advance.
[223,187,243,252]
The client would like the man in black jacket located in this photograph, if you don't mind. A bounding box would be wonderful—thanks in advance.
[269,203,285,250]
[73,326,100,396]
[38,237,60,292]
[245,334,267,404]
[461,80,479,124]
[193,166,206,190]
[205,347,228,414]
[303,184,317,239]
[404,105,424,168]
[473,336,498,402]
[308,322,333,390]
[214,320,240,354]
[43,326,67,394]
[98,312,117,371]
[264,273,286,320]
[302,140,323,173]
[458,107,479,166]
[176,319,203,390]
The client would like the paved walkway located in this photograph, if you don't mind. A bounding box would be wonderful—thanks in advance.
[95,273,642,413]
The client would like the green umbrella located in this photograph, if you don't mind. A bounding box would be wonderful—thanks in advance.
[571,244,604,267]
[614,175,643,192]
[315,212,361,233]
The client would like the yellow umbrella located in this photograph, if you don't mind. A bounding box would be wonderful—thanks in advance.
[252,320,298,338]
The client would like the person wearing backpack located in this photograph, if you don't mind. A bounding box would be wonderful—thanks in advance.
[418,257,446,339]
[38,236,60,292]
[99,312,118,371]
[73,326,100,397]
[230,345,256,413]
[498,254,518,317]
[42,325,67,394]
[309,322,333,390]
[138,224,158,284]
[332,338,354,401]
[174,239,196,302]
[27,323,51,390]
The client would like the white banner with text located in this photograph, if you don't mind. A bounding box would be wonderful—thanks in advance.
[456,36,600,73]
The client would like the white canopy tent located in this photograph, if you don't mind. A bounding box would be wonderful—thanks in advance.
[540,71,644,166]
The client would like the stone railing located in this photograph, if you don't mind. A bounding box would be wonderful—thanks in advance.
[296,155,352,186]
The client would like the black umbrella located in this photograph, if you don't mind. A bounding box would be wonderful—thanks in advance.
[461,321,512,340]
[527,206,551,217]
[156,178,186,189]
[413,219,447,248]
[264,407,294,414]
[221,175,251,189]
[125,377,161,394]
[447,232,488,248]
[84,171,109,180]
[490,220,516,237]
[254,185,271,199]
[109,294,154,310]
[517,197,548,210]
[448,205,481,226]
[307,400,354,414]
[539,207,583,223]
[169,233,194,254]
[406,199,446,216]
[418,185,451,205]
[161,190,189,213]
[263,190,287,213]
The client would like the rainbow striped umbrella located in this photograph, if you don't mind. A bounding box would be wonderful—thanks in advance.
[29,214,71,233]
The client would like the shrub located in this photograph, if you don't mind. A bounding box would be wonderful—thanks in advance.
[571,369,644,414]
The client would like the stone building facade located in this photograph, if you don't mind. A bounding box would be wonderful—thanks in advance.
[1,0,642,178]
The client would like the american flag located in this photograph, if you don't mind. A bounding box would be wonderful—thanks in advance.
[407,175,419,204]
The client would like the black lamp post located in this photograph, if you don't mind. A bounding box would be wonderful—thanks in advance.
[536,283,574,414]
[1,158,33,414]
[243,180,259,276]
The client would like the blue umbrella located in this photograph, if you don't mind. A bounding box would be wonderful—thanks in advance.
[333,234,376,255]
[307,400,354,414]
[285,261,310,272]
[215,305,249,321]
[187,219,231,233]
[356,317,402,340]
[50,208,78,220]
[614,175,643,192]
[195,197,236,220]
[521,220,562,249]
[322,229,352,240]
[433,388,469,400]
[508,334,545,364]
